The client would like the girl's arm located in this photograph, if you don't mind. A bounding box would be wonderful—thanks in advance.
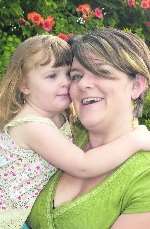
[25,123,150,178]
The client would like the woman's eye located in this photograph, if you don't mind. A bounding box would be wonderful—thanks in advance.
[98,70,114,80]
[70,74,82,81]
[46,74,56,79]
[67,72,71,80]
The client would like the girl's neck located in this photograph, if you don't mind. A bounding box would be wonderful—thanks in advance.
[23,101,54,117]
[52,113,66,128]
[17,103,65,128]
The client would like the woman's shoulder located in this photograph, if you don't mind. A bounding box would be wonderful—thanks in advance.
[120,151,150,176]
[108,151,150,187]
[119,151,150,213]
[106,151,150,200]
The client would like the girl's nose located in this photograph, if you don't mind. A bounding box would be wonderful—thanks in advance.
[61,75,71,87]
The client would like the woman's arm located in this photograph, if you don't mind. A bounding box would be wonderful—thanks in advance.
[25,123,150,178]
[111,213,150,229]
[112,161,150,229]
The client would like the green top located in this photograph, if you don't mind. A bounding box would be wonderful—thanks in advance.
[28,151,150,229]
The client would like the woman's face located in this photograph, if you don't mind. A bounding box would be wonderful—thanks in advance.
[69,58,134,131]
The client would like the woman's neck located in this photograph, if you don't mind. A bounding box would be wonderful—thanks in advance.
[88,118,133,148]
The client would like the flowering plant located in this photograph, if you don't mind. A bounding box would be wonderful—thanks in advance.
[16,3,104,41]
[27,12,55,32]
[76,3,103,19]
[140,0,150,9]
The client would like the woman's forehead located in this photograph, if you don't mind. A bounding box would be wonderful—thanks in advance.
[71,57,112,72]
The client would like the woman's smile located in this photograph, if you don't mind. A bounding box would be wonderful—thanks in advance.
[81,97,104,105]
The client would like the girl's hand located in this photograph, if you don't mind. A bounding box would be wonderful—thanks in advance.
[132,125,150,151]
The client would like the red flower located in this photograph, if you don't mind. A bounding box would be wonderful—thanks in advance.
[27,12,44,26]
[144,21,150,26]
[76,4,92,15]
[57,33,71,42]
[41,16,55,32]
[94,8,103,19]
[141,0,150,9]
[127,0,136,7]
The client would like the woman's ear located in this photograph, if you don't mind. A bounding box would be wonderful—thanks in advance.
[19,78,30,95]
[131,74,147,100]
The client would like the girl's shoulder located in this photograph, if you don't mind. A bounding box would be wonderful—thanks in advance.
[3,115,57,133]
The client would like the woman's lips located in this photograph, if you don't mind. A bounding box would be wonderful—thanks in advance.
[81,97,104,105]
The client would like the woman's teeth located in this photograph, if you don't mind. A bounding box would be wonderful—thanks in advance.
[82,97,103,105]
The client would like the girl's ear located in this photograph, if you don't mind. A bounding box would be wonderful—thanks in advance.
[19,78,30,95]
[131,74,147,100]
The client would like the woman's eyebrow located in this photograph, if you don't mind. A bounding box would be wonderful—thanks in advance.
[98,68,111,73]
[70,68,80,73]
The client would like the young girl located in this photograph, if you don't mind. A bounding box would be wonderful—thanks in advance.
[0,35,150,229]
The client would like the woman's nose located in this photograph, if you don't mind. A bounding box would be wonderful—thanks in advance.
[78,75,93,90]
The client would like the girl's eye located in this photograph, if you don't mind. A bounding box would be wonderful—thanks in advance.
[46,74,56,79]
[70,74,82,81]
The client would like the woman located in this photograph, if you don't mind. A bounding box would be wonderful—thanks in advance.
[28,28,150,228]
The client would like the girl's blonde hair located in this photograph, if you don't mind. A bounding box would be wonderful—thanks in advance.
[0,35,72,130]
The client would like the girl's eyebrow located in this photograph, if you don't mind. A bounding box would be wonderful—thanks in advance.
[43,70,55,75]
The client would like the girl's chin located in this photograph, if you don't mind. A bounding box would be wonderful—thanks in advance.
[59,101,71,111]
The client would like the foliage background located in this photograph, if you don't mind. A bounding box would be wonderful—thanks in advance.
[0,0,150,128]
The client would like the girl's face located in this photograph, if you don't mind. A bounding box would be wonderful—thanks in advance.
[69,58,134,132]
[21,60,71,116]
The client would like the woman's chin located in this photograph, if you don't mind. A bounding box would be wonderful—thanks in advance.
[80,119,99,130]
